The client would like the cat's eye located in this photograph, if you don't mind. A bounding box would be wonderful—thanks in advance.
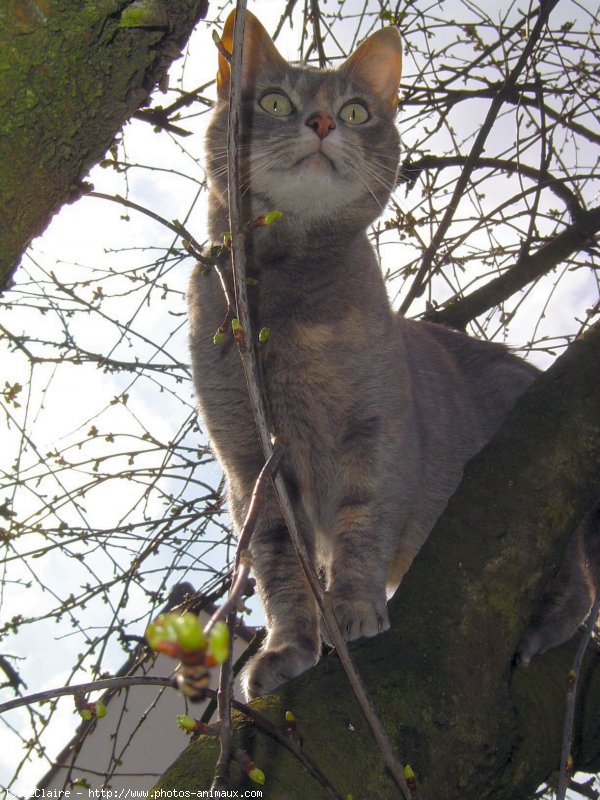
[339,102,370,125]
[259,92,294,118]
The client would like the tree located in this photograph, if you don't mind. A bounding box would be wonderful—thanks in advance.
[1,1,599,798]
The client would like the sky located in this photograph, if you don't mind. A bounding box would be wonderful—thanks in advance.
[0,0,598,795]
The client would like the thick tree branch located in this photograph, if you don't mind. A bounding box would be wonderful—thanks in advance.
[0,0,209,292]
[151,320,600,799]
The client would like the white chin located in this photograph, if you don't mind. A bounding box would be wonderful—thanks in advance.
[253,167,361,220]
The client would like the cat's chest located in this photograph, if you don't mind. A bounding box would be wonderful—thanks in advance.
[259,310,383,439]
[260,317,352,414]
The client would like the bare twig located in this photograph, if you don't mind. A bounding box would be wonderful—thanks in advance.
[230,698,345,800]
[0,675,173,714]
[204,443,284,635]
[556,591,600,800]
[210,610,236,791]
[89,191,208,261]
[397,155,584,221]
[310,0,328,68]
[221,2,410,794]
[202,439,285,774]
[207,4,250,790]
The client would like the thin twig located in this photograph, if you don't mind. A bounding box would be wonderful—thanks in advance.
[0,676,174,714]
[236,442,285,562]
[222,1,410,794]
[204,444,284,636]
[207,446,289,790]
[204,553,252,636]
[230,698,345,800]
[396,155,584,221]
[207,440,285,790]
[556,591,600,800]
[310,0,328,68]
[208,3,250,790]
[88,191,208,261]
[210,610,236,791]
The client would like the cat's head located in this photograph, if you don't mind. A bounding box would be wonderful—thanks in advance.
[206,11,402,234]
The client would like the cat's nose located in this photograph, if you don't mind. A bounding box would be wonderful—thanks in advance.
[305,111,336,140]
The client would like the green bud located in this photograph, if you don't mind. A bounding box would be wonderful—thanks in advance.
[208,621,230,664]
[258,327,270,344]
[145,614,177,649]
[285,710,295,722]
[177,714,197,732]
[263,210,284,225]
[94,701,107,719]
[222,231,231,246]
[172,612,207,652]
[231,318,242,332]
[248,767,265,785]
[80,709,92,721]
[213,330,225,345]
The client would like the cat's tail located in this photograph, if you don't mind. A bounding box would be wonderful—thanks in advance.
[516,504,600,666]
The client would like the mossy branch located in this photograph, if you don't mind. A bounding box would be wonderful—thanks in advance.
[0,0,209,291]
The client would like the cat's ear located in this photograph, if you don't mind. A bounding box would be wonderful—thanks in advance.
[216,10,287,99]
[340,27,402,109]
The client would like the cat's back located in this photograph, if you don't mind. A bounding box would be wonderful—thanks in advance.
[398,315,538,437]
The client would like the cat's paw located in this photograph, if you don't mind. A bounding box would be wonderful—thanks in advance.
[322,597,390,645]
[241,643,320,700]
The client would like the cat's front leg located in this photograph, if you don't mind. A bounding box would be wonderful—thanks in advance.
[237,495,321,699]
[323,502,391,644]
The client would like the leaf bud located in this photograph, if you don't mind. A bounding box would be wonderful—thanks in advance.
[208,620,230,664]
[177,714,197,732]
[248,767,265,785]
[172,612,207,652]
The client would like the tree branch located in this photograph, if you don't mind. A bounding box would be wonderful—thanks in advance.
[397,155,585,221]
[0,0,210,292]
[152,319,600,799]
[425,205,600,330]
[399,0,559,313]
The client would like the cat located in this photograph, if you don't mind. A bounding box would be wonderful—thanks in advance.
[187,10,600,699]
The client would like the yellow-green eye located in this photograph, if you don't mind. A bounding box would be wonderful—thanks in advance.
[259,92,294,117]
[339,102,369,125]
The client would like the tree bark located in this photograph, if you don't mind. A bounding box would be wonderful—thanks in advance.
[150,320,600,799]
[0,0,209,292]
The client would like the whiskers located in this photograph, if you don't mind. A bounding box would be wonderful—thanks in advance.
[344,156,397,211]
[208,142,291,199]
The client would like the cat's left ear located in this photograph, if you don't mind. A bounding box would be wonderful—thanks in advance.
[340,27,402,110]
[216,10,287,99]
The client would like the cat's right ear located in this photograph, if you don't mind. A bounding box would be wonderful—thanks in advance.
[216,10,286,99]
[340,26,402,110]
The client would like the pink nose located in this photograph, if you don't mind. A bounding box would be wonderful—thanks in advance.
[305,111,336,140]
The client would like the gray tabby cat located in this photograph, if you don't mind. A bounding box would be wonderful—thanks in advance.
[188,11,599,699]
